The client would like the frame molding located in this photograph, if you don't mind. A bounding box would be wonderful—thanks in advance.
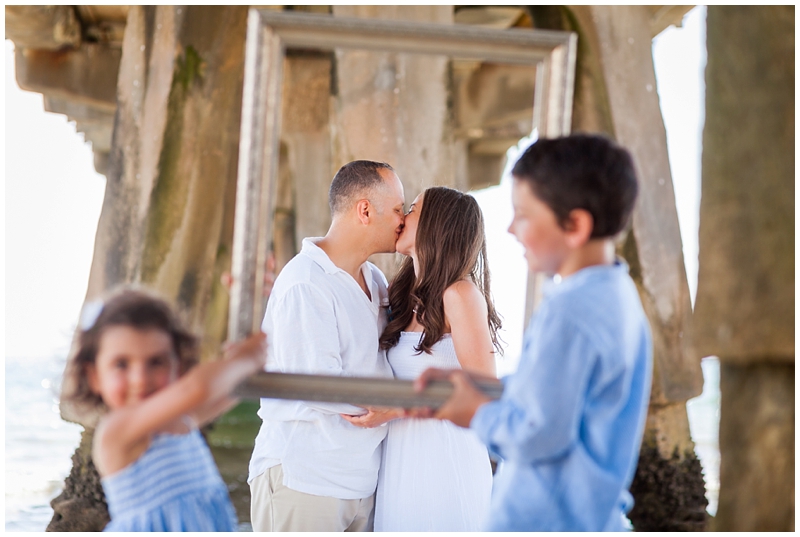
[229,9,576,403]
[238,371,504,408]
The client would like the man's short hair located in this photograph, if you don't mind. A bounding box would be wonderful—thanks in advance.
[329,160,395,215]
[511,134,639,238]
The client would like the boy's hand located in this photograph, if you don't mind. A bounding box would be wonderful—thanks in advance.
[415,367,492,428]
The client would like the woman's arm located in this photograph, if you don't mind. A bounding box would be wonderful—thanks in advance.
[443,280,497,377]
[94,333,267,475]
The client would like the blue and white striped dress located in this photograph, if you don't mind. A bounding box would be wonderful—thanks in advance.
[101,428,237,532]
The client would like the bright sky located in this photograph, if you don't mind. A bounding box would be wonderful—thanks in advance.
[3,7,705,362]
[4,39,107,358]
[652,7,706,304]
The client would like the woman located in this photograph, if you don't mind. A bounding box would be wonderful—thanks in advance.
[343,186,502,531]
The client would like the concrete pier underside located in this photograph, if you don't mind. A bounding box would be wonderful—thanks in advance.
[5,4,793,531]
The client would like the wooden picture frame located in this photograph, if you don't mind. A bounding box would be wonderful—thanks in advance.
[229,9,576,403]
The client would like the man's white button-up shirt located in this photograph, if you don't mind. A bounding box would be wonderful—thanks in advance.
[248,238,394,499]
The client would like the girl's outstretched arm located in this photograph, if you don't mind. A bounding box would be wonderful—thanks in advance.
[94,332,266,476]
[443,280,497,377]
[188,334,271,427]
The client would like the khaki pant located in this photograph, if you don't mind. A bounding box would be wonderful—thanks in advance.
[250,464,375,532]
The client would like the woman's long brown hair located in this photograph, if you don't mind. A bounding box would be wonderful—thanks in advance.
[379,186,502,355]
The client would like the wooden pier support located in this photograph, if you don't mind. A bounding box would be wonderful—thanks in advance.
[528,5,707,530]
[50,6,249,530]
[695,6,794,531]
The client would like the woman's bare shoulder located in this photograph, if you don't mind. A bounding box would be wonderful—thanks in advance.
[443,279,486,312]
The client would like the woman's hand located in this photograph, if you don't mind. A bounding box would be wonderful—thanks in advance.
[341,406,404,428]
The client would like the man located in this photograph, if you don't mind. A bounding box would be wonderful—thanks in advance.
[248,160,406,531]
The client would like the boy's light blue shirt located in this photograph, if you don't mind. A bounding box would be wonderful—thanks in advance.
[471,261,652,531]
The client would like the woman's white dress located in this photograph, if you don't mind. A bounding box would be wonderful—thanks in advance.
[374,332,493,532]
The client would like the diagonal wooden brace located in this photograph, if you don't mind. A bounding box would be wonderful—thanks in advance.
[235,372,504,409]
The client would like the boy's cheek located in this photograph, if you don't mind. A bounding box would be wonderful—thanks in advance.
[508,220,525,244]
[523,250,539,272]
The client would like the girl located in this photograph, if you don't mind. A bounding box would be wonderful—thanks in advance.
[342,186,503,531]
[65,287,266,531]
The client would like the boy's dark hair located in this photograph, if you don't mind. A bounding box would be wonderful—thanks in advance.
[64,287,199,411]
[329,160,395,215]
[511,134,639,238]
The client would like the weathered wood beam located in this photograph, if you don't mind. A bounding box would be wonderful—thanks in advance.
[14,44,120,110]
[5,5,81,50]
[74,5,130,25]
[648,5,695,37]
[588,4,700,404]
[696,6,794,531]
[454,7,527,29]
[43,95,115,159]
[53,7,251,531]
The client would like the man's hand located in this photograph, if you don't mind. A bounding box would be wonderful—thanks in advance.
[341,406,404,428]
[415,367,492,428]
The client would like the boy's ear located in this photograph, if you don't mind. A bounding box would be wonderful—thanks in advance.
[564,208,594,248]
[355,199,371,225]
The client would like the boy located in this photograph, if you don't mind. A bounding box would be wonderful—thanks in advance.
[416,134,653,531]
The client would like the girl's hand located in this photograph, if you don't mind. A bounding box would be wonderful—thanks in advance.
[221,252,277,298]
[223,332,267,369]
[341,406,404,428]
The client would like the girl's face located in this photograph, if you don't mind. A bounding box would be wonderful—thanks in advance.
[396,192,423,257]
[88,325,179,410]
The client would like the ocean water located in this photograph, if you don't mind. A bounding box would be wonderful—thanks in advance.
[5,354,721,531]
[686,357,721,516]
[5,354,83,531]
